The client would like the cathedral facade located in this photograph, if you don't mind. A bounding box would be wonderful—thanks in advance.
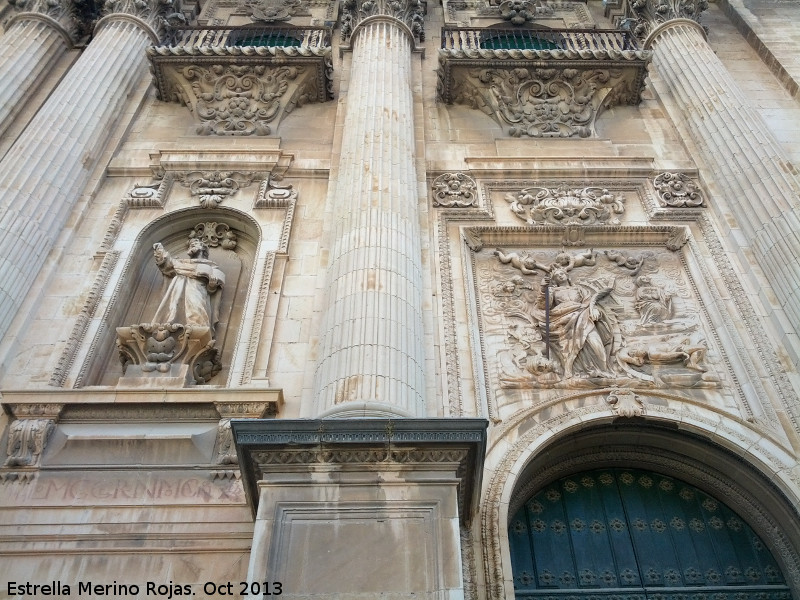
[0,0,799,597]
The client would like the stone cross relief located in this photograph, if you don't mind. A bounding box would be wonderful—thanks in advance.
[479,247,719,389]
[116,223,237,386]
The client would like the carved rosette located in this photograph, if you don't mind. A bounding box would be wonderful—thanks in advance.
[116,323,221,385]
[449,67,644,138]
[178,171,255,207]
[627,0,709,44]
[432,173,478,207]
[340,0,426,42]
[505,185,625,225]
[653,172,705,208]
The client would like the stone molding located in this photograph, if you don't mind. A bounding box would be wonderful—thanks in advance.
[232,418,488,522]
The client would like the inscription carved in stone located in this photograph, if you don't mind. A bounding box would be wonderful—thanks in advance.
[478,247,719,389]
[505,185,625,225]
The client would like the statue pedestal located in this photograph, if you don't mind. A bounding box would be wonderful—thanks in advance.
[116,323,221,386]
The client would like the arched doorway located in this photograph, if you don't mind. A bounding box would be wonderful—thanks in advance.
[509,467,792,599]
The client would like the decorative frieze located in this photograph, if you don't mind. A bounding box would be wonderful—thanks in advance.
[505,185,625,225]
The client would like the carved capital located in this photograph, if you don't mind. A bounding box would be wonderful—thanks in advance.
[6,0,90,43]
[626,0,708,44]
[99,0,185,41]
[341,0,426,42]
[432,173,478,208]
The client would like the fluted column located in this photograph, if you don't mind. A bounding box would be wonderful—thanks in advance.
[0,2,167,341]
[634,8,800,366]
[313,12,426,417]
[0,0,81,140]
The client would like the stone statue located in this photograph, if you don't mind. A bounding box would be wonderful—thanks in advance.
[634,275,672,325]
[536,267,616,379]
[152,238,225,334]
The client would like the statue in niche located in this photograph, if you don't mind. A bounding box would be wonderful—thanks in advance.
[480,247,718,389]
[116,226,236,386]
[152,238,225,334]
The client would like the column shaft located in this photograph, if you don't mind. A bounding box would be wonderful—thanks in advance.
[314,19,426,417]
[650,22,800,362]
[0,19,153,340]
[0,17,70,140]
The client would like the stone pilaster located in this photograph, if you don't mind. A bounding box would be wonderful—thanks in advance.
[313,10,426,417]
[0,0,175,344]
[635,11,800,368]
[0,0,82,140]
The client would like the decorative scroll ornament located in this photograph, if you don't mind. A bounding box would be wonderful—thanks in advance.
[606,388,645,417]
[254,175,298,207]
[450,67,640,138]
[628,0,709,43]
[182,64,314,136]
[340,0,426,42]
[213,419,238,465]
[244,0,302,22]
[3,419,55,468]
[653,172,705,208]
[505,185,625,225]
[190,222,238,249]
[499,0,535,25]
[432,173,478,207]
[179,171,255,208]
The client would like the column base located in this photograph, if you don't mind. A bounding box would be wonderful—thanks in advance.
[232,418,487,599]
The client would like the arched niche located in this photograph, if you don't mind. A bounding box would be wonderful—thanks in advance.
[483,421,800,600]
[85,207,260,387]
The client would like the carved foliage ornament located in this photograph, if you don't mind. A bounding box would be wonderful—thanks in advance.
[190,222,239,249]
[102,0,185,33]
[182,64,316,136]
[628,0,709,43]
[451,67,638,138]
[505,185,625,225]
[341,0,426,41]
[653,172,705,208]
[432,172,478,207]
[4,419,55,468]
[244,0,302,22]
[179,171,255,208]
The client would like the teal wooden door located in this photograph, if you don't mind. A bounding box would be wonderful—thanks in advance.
[508,468,792,600]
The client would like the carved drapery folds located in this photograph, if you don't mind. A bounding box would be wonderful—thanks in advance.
[116,224,239,386]
[432,172,478,207]
[340,0,426,42]
[148,27,333,136]
[505,185,625,225]
[476,243,719,389]
[626,0,709,44]
[438,30,651,138]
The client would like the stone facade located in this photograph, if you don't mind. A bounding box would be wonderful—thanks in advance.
[0,0,799,597]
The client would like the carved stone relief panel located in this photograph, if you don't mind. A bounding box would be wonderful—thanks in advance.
[466,227,736,421]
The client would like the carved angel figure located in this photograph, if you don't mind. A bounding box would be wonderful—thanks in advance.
[152,238,225,334]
